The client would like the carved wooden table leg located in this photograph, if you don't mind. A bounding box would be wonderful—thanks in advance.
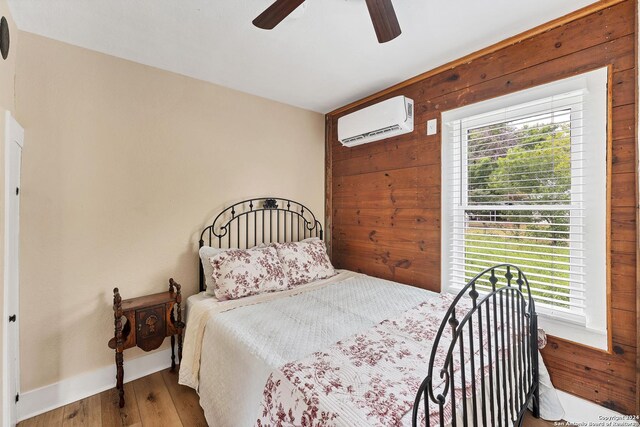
[113,288,125,408]
[175,283,183,363]
[170,335,176,371]
[169,280,176,372]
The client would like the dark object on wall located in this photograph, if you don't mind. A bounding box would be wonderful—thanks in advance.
[198,196,323,292]
[108,280,184,407]
[252,0,401,43]
[0,16,9,60]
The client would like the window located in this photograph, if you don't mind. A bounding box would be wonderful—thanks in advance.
[441,68,608,349]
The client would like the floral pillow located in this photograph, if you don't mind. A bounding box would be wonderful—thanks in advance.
[275,238,336,287]
[209,246,289,300]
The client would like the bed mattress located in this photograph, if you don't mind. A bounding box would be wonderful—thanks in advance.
[180,271,563,426]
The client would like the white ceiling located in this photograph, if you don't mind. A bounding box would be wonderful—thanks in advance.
[8,0,595,113]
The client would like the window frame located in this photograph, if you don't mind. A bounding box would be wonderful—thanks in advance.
[441,67,609,350]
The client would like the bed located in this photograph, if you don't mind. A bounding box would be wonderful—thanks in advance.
[179,197,562,426]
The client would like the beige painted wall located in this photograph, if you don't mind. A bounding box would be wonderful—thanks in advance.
[14,32,325,392]
[0,0,18,421]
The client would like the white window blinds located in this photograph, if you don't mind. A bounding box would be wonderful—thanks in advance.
[442,69,608,348]
[449,93,585,314]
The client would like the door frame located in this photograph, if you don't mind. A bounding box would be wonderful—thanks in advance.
[3,111,24,427]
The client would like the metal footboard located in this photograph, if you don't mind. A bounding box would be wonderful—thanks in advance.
[412,264,540,427]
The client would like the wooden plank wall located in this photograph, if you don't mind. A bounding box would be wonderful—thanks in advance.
[326,0,638,415]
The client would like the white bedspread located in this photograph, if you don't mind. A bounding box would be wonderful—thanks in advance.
[179,271,563,426]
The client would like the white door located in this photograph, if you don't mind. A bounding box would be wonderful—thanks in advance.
[3,111,23,427]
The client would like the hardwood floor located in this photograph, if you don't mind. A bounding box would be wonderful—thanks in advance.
[19,368,561,426]
[18,368,207,427]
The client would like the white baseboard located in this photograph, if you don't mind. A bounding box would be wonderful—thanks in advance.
[17,348,172,422]
[557,390,639,425]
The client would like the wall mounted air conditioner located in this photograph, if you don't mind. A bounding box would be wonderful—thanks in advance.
[337,95,414,147]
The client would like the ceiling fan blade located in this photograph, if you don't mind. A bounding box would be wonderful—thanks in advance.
[253,0,306,30]
[365,0,401,43]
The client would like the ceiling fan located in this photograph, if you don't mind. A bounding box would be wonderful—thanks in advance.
[252,0,402,44]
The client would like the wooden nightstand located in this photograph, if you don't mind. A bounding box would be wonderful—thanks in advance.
[108,279,184,408]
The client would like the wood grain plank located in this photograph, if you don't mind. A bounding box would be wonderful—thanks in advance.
[611,239,636,255]
[334,251,441,291]
[161,368,207,427]
[611,138,636,174]
[100,382,142,426]
[333,187,418,209]
[334,242,440,273]
[611,68,636,107]
[543,358,636,394]
[542,338,637,380]
[611,206,636,246]
[335,239,440,264]
[334,167,418,193]
[333,186,441,210]
[611,172,636,208]
[332,207,440,229]
[611,308,637,347]
[325,115,333,257]
[61,394,101,427]
[332,135,441,174]
[334,165,441,196]
[611,272,637,293]
[416,34,636,121]
[17,418,37,427]
[612,287,637,312]
[132,371,183,427]
[19,370,207,427]
[610,250,636,266]
[544,369,636,414]
[332,131,411,162]
[612,103,635,141]
[635,2,640,417]
[334,223,434,242]
[334,226,439,258]
[120,291,174,311]
[18,407,65,427]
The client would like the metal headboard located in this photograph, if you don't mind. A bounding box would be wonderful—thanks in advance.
[198,197,323,292]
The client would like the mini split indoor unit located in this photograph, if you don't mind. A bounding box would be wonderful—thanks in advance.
[337,95,414,147]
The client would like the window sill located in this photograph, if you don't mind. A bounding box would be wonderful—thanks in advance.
[536,311,607,350]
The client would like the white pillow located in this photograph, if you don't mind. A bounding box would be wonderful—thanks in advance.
[199,246,225,295]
